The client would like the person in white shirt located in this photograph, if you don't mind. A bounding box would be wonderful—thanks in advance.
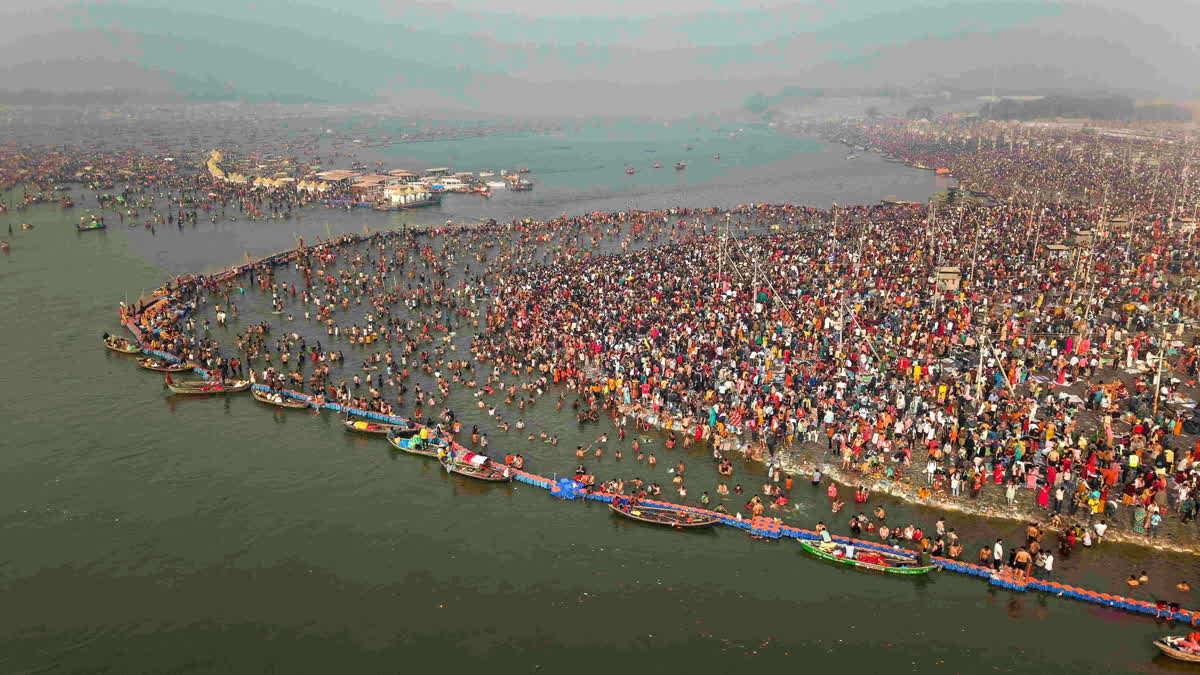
[1093,520,1107,542]
[1041,551,1054,580]
[993,539,1004,570]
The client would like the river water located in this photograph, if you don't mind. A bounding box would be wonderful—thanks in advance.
[0,119,1195,673]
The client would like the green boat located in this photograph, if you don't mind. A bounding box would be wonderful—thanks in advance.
[386,427,447,457]
[799,540,937,575]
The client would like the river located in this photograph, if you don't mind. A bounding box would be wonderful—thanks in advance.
[0,118,1194,673]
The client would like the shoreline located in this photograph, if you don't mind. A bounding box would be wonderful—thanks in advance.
[617,404,1200,557]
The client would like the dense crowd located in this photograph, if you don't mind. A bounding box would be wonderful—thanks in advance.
[67,114,1200,600]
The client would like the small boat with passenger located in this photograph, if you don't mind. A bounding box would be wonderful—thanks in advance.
[799,539,937,575]
[252,388,311,408]
[609,499,718,528]
[103,334,141,354]
[1154,634,1200,663]
[344,418,412,435]
[438,451,511,482]
[136,356,191,372]
[164,373,251,395]
[386,426,447,457]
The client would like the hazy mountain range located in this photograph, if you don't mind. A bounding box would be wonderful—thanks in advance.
[1,0,1196,115]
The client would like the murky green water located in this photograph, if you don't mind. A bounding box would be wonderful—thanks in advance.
[0,127,1195,673]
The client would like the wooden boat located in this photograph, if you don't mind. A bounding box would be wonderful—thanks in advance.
[439,451,510,482]
[386,427,446,457]
[674,162,687,170]
[252,388,310,408]
[344,418,410,435]
[165,375,251,395]
[625,167,635,175]
[77,223,106,232]
[103,335,141,354]
[136,356,191,372]
[1153,636,1200,663]
[609,500,718,528]
[799,540,937,575]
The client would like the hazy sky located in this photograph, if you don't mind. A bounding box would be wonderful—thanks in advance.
[1,0,1196,114]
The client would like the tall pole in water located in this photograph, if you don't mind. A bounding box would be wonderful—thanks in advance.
[718,213,728,282]
[1153,321,1168,416]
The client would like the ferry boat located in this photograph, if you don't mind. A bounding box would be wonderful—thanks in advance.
[510,181,533,191]
[625,167,636,175]
[652,161,661,169]
[478,170,494,177]
[674,161,687,170]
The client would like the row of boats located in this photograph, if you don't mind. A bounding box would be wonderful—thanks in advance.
[625,160,693,174]
[105,335,1200,657]
[104,333,938,560]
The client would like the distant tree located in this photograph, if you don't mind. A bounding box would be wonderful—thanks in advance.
[905,105,935,120]
[779,86,823,98]
[744,92,770,114]
[979,94,1188,122]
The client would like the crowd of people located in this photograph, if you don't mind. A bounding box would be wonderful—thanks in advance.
[76,113,1200,602]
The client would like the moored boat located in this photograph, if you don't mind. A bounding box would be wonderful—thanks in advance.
[1153,635,1200,663]
[438,451,511,482]
[609,500,718,528]
[344,418,411,435]
[165,374,251,395]
[799,540,936,575]
[674,161,687,170]
[77,223,106,232]
[252,388,311,408]
[136,356,191,372]
[386,427,446,457]
[103,334,141,354]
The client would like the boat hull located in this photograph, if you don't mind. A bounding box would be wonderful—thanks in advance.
[136,357,191,372]
[439,457,511,482]
[344,419,410,435]
[386,431,444,457]
[609,501,717,528]
[799,540,936,575]
[104,339,141,354]
[252,389,310,408]
[1153,638,1200,663]
[166,380,251,395]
